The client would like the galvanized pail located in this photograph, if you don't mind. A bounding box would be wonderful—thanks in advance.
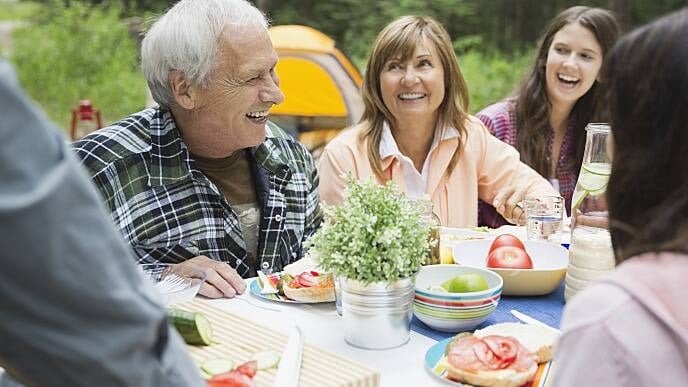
[340,276,415,349]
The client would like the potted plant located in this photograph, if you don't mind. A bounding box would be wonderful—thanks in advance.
[307,178,432,349]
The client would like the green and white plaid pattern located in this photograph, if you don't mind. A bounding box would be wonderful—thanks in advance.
[73,107,322,277]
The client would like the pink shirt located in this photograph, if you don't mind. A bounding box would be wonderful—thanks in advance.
[317,116,557,227]
[554,252,688,386]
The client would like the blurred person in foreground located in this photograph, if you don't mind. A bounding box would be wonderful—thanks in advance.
[553,8,688,385]
[0,60,203,386]
[73,0,322,299]
[318,16,556,226]
[476,6,619,227]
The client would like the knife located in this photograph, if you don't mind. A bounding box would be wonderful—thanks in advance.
[273,326,304,387]
[510,310,561,335]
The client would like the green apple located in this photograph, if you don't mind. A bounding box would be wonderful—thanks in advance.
[440,274,489,293]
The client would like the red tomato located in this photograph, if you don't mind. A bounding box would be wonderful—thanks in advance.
[488,234,526,253]
[486,246,533,269]
[207,370,254,387]
[234,360,257,378]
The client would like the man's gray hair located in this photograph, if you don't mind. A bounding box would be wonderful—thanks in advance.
[141,0,268,108]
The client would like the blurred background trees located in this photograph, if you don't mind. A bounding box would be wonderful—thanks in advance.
[1,0,685,129]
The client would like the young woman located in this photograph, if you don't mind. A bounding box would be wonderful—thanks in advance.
[553,8,688,385]
[318,16,556,227]
[477,6,619,227]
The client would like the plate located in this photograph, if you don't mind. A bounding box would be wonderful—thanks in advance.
[249,277,304,303]
[425,337,555,386]
[248,274,335,304]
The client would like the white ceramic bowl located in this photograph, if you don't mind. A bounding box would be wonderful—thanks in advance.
[452,240,568,296]
[414,265,502,332]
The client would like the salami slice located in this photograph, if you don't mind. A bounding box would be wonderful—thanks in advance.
[446,334,536,372]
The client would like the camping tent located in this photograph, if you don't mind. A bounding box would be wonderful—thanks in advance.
[268,25,363,157]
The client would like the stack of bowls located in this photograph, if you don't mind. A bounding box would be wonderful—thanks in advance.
[414,265,503,332]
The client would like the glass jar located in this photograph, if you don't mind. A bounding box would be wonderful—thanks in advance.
[419,199,441,265]
[566,123,615,301]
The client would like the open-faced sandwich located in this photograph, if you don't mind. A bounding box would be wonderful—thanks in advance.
[279,271,335,302]
[278,256,335,302]
[441,322,559,387]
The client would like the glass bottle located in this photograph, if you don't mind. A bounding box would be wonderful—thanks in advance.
[419,199,441,265]
[566,123,615,302]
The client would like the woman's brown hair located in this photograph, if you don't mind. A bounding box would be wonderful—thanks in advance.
[358,15,470,181]
[604,7,688,263]
[514,6,619,178]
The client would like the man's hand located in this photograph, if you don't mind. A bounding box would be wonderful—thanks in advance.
[492,185,527,225]
[176,255,246,298]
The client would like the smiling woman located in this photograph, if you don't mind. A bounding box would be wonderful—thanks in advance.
[476,7,620,227]
[318,15,557,228]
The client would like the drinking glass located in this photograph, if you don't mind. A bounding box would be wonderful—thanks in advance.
[524,195,564,243]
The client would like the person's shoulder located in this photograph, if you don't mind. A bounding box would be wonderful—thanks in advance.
[73,107,155,168]
[475,99,516,134]
[323,122,365,150]
[561,282,632,333]
[262,120,314,164]
[477,99,515,117]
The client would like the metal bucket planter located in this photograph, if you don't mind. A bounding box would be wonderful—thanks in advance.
[340,276,415,350]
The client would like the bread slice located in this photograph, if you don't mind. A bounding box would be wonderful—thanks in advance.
[283,284,335,303]
[442,359,538,387]
[474,322,559,363]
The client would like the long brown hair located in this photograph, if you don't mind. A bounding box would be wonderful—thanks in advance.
[514,6,619,177]
[358,15,470,181]
[605,7,688,263]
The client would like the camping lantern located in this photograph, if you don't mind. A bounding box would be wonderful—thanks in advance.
[70,100,103,140]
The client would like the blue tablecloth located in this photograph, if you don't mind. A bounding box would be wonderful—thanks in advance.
[411,283,565,341]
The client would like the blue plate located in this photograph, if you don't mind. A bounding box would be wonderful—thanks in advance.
[424,337,555,386]
[248,277,305,303]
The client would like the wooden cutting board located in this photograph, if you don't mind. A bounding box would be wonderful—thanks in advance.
[176,300,380,387]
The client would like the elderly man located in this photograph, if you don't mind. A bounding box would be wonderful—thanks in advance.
[74,0,322,299]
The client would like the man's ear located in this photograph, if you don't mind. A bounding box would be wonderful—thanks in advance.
[169,70,196,109]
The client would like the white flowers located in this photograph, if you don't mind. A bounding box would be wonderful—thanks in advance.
[306,178,431,283]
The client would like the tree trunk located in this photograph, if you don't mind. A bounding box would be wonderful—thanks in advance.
[608,0,630,32]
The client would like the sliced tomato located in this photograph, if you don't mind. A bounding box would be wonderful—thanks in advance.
[267,274,280,288]
[296,272,320,287]
[207,370,254,387]
[234,360,257,378]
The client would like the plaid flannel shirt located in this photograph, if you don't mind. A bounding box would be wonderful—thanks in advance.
[73,107,322,277]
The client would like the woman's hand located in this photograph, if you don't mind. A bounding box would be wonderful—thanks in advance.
[492,185,528,225]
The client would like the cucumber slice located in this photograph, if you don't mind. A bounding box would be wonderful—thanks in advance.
[168,308,213,346]
[201,358,236,376]
[250,350,281,370]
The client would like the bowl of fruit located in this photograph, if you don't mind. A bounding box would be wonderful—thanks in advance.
[414,265,502,332]
[452,234,568,296]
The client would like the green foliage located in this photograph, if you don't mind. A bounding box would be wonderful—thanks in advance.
[307,178,430,284]
[0,0,42,21]
[10,0,146,129]
[460,49,533,113]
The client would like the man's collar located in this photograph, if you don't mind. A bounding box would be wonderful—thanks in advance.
[148,111,290,187]
[148,107,193,187]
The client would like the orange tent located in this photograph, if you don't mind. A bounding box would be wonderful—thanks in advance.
[268,25,363,157]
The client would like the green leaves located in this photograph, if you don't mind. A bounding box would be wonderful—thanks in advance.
[307,178,431,283]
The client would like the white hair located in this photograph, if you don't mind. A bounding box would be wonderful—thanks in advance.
[141,0,268,108]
